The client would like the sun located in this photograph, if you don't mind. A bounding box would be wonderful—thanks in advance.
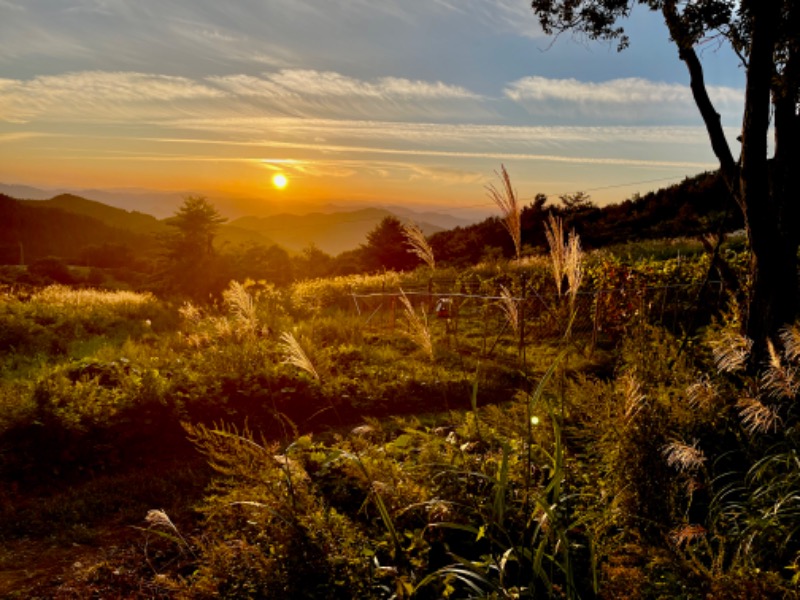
[272,173,288,189]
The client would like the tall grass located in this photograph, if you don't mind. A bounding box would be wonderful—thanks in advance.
[280,331,320,382]
[545,214,583,304]
[402,222,436,271]
[398,290,434,360]
[487,165,522,262]
[223,280,258,330]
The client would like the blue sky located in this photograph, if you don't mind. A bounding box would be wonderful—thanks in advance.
[0,0,745,213]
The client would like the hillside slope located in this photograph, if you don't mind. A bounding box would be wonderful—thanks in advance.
[0,194,158,265]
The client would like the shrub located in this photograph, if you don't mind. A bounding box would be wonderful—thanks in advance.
[28,257,74,284]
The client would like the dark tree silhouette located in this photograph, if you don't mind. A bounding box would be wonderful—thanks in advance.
[232,243,293,286]
[28,257,74,284]
[158,196,229,300]
[293,244,334,280]
[530,0,800,361]
[559,191,594,214]
[165,196,227,258]
[361,216,420,272]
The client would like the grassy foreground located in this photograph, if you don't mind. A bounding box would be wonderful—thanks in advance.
[1,245,798,598]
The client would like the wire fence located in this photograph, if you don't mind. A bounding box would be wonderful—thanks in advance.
[343,280,729,346]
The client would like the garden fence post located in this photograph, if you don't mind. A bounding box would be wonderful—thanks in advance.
[591,289,602,352]
[427,277,433,314]
[519,274,527,368]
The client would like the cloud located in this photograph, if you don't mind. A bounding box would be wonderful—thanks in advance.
[407,164,485,184]
[0,69,487,124]
[505,76,743,123]
[132,133,714,171]
[165,19,295,68]
[165,116,720,152]
[0,0,23,10]
[0,71,226,123]
[433,0,543,37]
[210,70,479,100]
[0,131,50,143]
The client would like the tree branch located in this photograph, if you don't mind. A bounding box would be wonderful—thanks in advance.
[662,1,739,201]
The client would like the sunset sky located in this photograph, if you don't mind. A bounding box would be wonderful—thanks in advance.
[0,0,745,214]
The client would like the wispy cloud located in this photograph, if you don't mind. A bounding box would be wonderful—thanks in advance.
[0,69,487,124]
[166,116,718,144]
[210,70,479,100]
[0,131,50,143]
[0,71,225,123]
[0,0,24,10]
[129,134,714,170]
[433,0,543,37]
[407,164,485,184]
[505,76,743,124]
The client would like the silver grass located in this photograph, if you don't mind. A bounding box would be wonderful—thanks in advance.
[399,290,434,360]
[145,508,193,553]
[737,396,782,435]
[686,376,720,411]
[213,316,234,339]
[178,301,202,324]
[565,230,584,303]
[486,165,521,261]
[498,285,520,335]
[544,213,566,295]
[622,373,646,424]
[280,331,320,381]
[146,508,179,533]
[761,339,799,399]
[710,331,752,373]
[663,438,707,472]
[402,222,435,270]
[780,324,800,363]
[223,281,257,326]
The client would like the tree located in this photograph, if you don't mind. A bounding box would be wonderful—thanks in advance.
[28,256,73,284]
[231,243,293,286]
[361,216,420,272]
[521,193,551,250]
[530,0,800,360]
[158,196,229,299]
[559,191,594,214]
[165,196,227,259]
[293,244,334,280]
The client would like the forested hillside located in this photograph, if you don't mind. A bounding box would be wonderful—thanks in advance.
[0,194,158,266]
[429,171,740,266]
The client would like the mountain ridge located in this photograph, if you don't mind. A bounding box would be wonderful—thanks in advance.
[1,190,454,258]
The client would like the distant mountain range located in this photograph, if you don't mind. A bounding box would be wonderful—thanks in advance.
[0,185,475,263]
[0,183,476,227]
[230,208,446,255]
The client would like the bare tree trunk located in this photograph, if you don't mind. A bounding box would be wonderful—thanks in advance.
[666,0,799,364]
[738,1,796,363]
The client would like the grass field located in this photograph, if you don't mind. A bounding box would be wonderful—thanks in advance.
[1,239,797,598]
